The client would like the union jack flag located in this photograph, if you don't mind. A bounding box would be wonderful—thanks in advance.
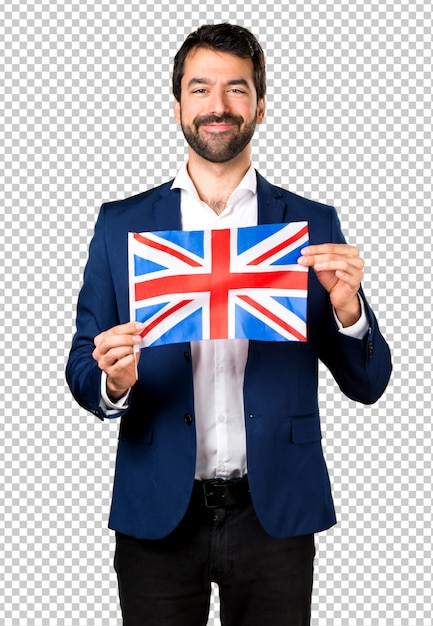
[128,222,309,348]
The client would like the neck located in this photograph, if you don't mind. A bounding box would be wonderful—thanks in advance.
[187,149,252,215]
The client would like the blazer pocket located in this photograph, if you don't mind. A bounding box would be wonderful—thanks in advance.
[291,414,322,444]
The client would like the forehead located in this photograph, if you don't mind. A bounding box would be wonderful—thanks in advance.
[182,47,255,85]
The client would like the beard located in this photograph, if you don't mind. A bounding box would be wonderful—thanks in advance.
[180,111,258,163]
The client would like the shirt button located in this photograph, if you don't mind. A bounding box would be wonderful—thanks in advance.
[217,464,226,473]
[184,413,193,425]
[218,414,226,423]
[217,364,224,373]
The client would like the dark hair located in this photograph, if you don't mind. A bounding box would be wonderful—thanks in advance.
[172,23,266,102]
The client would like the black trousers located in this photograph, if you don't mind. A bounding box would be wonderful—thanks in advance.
[114,481,315,626]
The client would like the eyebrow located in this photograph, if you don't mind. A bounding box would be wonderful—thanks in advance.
[187,77,251,89]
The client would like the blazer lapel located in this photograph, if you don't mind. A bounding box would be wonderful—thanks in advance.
[256,172,288,224]
[152,182,182,231]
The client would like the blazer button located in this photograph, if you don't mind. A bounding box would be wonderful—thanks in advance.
[184,413,193,425]
[184,351,191,363]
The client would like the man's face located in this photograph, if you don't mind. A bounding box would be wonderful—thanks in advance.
[174,47,265,163]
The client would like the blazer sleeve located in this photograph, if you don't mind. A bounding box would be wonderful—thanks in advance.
[66,205,121,420]
[316,206,392,404]
[319,294,392,404]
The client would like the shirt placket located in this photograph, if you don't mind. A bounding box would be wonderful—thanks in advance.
[214,340,230,478]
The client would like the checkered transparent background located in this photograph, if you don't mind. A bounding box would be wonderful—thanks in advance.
[1,0,432,624]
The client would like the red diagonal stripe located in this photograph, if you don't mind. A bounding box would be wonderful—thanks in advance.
[247,224,309,266]
[139,299,194,339]
[134,233,202,267]
[237,295,307,341]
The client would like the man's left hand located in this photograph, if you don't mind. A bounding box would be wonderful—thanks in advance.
[298,243,364,327]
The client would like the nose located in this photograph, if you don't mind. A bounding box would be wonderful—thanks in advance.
[207,89,230,116]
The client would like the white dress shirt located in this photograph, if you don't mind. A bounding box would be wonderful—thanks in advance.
[101,163,368,480]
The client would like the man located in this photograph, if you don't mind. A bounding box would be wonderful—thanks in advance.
[66,23,392,626]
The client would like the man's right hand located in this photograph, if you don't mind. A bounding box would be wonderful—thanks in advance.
[92,322,144,401]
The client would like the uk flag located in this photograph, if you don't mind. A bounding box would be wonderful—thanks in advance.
[128,222,309,348]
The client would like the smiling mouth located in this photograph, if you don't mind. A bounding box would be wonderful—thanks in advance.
[200,123,236,133]
[195,115,243,133]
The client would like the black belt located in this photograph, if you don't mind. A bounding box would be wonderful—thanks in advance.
[198,475,250,509]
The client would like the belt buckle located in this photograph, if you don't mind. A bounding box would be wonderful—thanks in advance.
[203,478,227,509]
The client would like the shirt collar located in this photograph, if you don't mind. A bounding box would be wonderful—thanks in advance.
[171,161,257,199]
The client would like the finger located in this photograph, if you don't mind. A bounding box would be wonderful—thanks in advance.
[105,353,138,386]
[334,269,364,289]
[299,255,364,275]
[109,321,145,335]
[312,257,364,272]
[93,322,144,352]
[96,343,138,366]
[92,337,142,374]
[106,351,136,372]
[300,243,360,258]
[94,322,144,345]
[298,252,363,268]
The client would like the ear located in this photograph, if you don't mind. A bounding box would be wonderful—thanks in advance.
[173,99,181,124]
[256,98,265,125]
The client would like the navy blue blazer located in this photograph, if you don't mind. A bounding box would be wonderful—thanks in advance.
[66,173,392,540]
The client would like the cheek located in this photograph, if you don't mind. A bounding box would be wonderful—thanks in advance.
[242,103,260,121]
[178,102,201,126]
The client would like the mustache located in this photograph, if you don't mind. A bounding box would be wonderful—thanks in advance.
[194,114,244,129]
